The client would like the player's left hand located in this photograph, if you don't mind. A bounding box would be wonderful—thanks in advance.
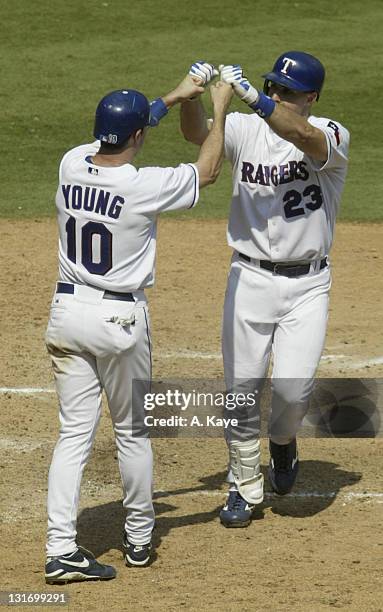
[189,61,219,86]
[209,80,234,112]
[219,64,259,106]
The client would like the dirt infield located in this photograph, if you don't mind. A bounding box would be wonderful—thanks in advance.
[1,219,382,611]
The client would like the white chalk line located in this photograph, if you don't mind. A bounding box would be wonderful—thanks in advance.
[2,489,383,523]
[158,351,347,361]
[154,489,383,503]
[80,481,383,503]
[0,438,47,452]
[350,356,383,368]
[156,351,383,368]
[0,387,56,394]
[1,354,382,395]
[157,350,222,360]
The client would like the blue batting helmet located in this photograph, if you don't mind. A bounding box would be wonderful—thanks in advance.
[262,51,325,99]
[94,89,150,145]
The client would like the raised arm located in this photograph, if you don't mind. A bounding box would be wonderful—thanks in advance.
[263,100,327,160]
[149,61,217,143]
[146,63,231,188]
[148,74,205,127]
[193,81,233,187]
[220,64,327,161]
[179,61,219,145]
[180,98,210,145]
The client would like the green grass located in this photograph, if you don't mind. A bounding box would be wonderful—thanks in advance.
[1,0,383,220]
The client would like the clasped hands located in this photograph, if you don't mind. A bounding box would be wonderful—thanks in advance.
[188,60,259,105]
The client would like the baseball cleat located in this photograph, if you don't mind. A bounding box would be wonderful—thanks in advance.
[123,532,152,567]
[45,546,116,584]
[220,490,255,528]
[268,438,299,495]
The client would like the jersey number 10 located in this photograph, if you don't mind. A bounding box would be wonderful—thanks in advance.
[65,216,112,275]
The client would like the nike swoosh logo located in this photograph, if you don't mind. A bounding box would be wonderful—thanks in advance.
[292,456,298,469]
[62,558,90,568]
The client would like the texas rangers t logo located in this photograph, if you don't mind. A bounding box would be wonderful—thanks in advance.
[281,57,297,74]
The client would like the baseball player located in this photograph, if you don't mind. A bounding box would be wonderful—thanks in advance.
[182,54,349,526]
[44,73,233,583]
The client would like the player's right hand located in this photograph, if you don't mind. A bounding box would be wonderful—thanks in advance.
[171,75,205,103]
[189,61,219,86]
[219,64,259,105]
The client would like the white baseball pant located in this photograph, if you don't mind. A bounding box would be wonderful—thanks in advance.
[222,253,331,444]
[45,284,154,557]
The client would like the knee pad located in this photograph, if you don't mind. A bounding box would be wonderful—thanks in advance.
[229,439,264,504]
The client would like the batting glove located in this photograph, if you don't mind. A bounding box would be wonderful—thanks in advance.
[189,61,219,85]
[219,64,259,105]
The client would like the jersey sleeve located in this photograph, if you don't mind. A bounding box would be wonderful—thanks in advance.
[59,142,100,182]
[139,163,199,214]
[307,116,350,171]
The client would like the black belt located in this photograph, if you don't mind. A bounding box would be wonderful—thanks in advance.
[56,282,135,302]
[238,253,327,278]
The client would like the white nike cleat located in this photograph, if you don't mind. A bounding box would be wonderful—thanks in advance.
[45,545,116,584]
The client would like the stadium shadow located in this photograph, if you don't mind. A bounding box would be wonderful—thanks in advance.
[262,459,362,518]
[77,461,361,556]
[77,471,228,558]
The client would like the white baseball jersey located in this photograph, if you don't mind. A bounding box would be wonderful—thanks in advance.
[225,112,349,261]
[55,141,199,291]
